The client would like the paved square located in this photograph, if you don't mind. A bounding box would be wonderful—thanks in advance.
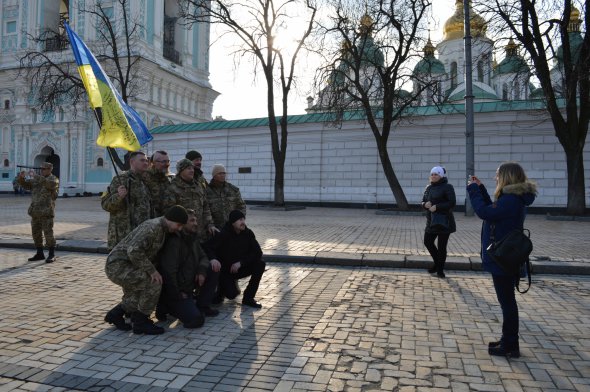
[0,250,588,391]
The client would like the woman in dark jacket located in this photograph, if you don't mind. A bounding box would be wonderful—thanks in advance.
[467,161,536,358]
[422,166,456,278]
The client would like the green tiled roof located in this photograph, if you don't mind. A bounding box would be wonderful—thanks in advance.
[150,99,557,134]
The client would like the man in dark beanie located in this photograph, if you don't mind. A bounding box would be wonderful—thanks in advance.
[205,210,265,308]
[104,205,188,335]
[185,150,208,191]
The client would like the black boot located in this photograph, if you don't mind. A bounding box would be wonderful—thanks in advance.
[28,248,45,261]
[427,264,437,274]
[104,304,132,331]
[489,342,520,358]
[131,312,165,335]
[45,247,56,263]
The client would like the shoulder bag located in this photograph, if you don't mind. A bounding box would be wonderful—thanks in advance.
[487,225,533,293]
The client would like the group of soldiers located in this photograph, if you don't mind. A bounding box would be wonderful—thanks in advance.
[101,150,265,335]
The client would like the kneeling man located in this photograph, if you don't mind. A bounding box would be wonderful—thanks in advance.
[156,209,220,328]
[205,210,265,308]
[104,205,188,335]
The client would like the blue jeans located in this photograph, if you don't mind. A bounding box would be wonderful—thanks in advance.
[492,274,519,344]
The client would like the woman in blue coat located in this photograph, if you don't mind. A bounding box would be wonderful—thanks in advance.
[467,162,536,358]
[422,166,456,278]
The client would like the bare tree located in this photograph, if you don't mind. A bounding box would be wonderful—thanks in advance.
[179,0,317,207]
[480,0,589,215]
[313,0,433,210]
[18,0,144,170]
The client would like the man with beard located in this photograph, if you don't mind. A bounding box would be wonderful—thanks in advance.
[156,209,221,328]
[185,150,208,191]
[144,150,173,217]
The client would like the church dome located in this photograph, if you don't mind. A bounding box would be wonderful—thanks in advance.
[556,7,584,65]
[357,14,385,67]
[443,0,487,41]
[496,38,529,75]
[413,38,445,75]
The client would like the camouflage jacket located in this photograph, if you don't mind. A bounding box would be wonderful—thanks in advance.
[19,174,59,218]
[106,217,169,277]
[101,171,151,250]
[163,176,213,240]
[142,167,173,218]
[206,181,246,228]
[194,170,208,192]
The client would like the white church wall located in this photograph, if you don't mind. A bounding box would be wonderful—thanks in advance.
[150,108,590,208]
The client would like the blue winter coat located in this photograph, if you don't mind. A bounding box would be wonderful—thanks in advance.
[467,181,537,275]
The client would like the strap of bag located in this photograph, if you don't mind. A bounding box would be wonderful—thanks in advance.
[516,258,532,294]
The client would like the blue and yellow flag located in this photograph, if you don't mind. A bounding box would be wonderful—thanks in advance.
[64,22,152,151]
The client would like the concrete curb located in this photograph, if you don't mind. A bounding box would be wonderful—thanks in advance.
[1,238,589,275]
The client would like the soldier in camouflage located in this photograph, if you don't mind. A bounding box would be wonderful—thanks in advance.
[206,164,247,229]
[18,162,59,263]
[143,150,173,218]
[163,159,217,241]
[186,150,208,191]
[104,205,188,335]
[101,151,151,250]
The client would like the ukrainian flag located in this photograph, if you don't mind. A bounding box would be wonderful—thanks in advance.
[64,22,152,151]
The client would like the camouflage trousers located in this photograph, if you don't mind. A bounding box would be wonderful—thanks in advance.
[31,216,55,248]
[105,259,162,316]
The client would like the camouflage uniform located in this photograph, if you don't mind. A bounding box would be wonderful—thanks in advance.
[206,181,247,228]
[142,167,173,218]
[18,173,59,248]
[194,169,208,192]
[163,176,213,240]
[105,217,168,315]
[101,171,151,250]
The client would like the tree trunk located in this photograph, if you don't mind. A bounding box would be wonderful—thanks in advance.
[274,158,285,206]
[376,140,409,210]
[565,146,586,215]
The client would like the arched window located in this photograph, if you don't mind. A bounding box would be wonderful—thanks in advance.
[97,157,104,167]
[3,159,9,167]
[32,109,37,123]
[502,83,508,100]
[59,107,64,121]
[450,62,457,90]
[4,100,9,109]
[514,81,520,100]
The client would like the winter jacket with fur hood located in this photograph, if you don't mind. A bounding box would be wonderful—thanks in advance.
[467,181,537,275]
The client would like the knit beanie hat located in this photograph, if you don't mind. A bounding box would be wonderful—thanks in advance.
[430,166,446,177]
[212,164,226,177]
[176,158,194,174]
[228,209,245,224]
[185,150,202,161]
[165,205,188,224]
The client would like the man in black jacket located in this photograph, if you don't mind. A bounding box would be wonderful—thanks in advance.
[205,210,265,308]
[156,209,221,328]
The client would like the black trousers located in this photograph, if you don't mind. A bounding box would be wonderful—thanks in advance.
[218,259,266,300]
[424,232,450,272]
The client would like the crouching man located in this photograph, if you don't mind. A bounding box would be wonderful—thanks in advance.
[156,209,220,328]
[205,210,265,308]
[104,205,188,335]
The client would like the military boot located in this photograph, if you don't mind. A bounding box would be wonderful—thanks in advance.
[104,304,132,331]
[131,312,165,335]
[28,248,45,261]
[45,247,56,263]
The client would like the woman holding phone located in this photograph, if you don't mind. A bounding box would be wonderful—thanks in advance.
[467,162,536,358]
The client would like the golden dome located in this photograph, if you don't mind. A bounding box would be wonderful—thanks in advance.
[568,6,581,32]
[443,0,488,41]
[359,14,374,34]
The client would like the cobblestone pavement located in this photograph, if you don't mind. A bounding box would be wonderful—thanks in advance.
[0,249,589,391]
[0,195,588,261]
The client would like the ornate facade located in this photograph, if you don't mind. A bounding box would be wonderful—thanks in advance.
[0,0,217,194]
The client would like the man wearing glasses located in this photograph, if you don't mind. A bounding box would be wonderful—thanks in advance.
[18,162,59,263]
[144,150,173,218]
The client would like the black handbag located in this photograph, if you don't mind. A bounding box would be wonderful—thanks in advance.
[487,225,533,293]
[430,213,449,231]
